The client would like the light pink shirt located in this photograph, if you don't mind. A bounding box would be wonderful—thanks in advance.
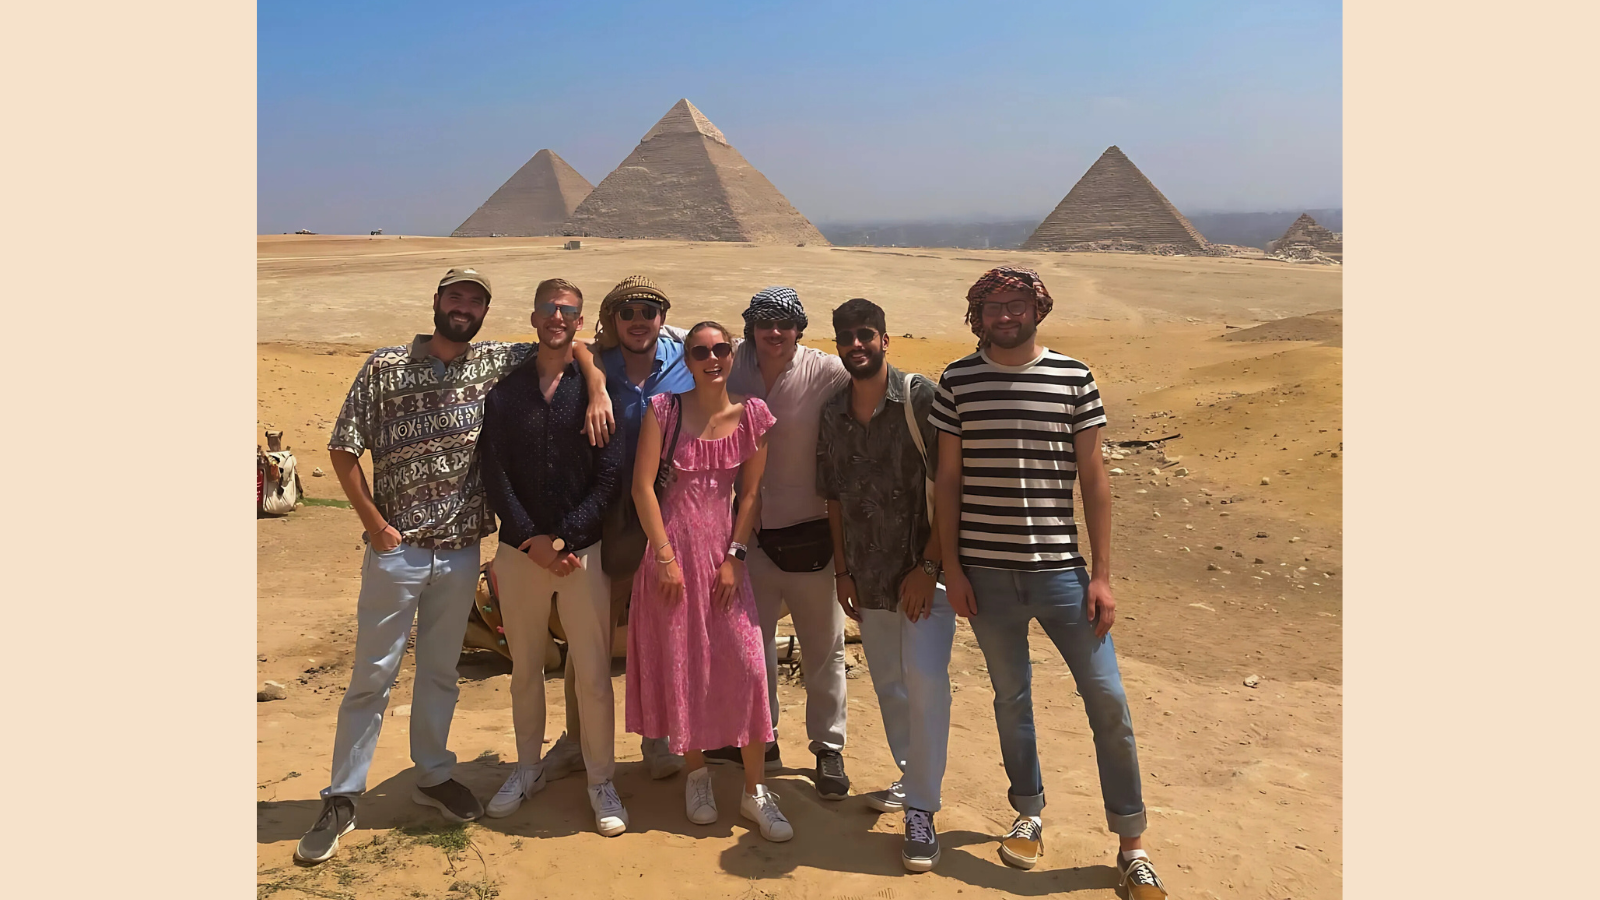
[728,342,851,529]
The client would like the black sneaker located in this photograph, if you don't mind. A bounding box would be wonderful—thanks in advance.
[813,749,849,800]
[412,778,484,823]
[902,807,940,873]
[294,796,356,863]
[704,743,783,772]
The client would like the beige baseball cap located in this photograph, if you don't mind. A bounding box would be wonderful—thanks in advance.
[437,267,492,300]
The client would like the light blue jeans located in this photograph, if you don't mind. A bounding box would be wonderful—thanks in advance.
[857,587,956,812]
[964,566,1147,837]
[323,542,480,798]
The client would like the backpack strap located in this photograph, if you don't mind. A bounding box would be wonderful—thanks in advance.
[902,372,936,522]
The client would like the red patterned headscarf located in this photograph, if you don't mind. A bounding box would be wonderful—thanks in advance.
[964,266,1054,348]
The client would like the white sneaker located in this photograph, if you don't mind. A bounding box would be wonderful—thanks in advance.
[586,780,629,837]
[486,764,546,818]
[542,732,584,782]
[740,784,794,842]
[642,736,685,780]
[684,767,718,825]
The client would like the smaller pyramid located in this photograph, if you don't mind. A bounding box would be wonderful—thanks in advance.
[562,99,828,245]
[453,149,594,237]
[1268,213,1342,259]
[1021,146,1207,252]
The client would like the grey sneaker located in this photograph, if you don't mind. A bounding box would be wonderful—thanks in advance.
[642,736,684,780]
[864,781,906,813]
[542,732,584,782]
[902,807,940,873]
[813,748,849,800]
[412,778,483,823]
[294,796,356,863]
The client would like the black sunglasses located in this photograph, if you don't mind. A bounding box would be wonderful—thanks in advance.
[834,326,880,346]
[689,342,733,361]
[617,305,660,322]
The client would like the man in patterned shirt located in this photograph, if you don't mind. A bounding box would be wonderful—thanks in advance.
[295,267,608,864]
[816,298,952,873]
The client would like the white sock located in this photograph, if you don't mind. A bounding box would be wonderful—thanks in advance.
[1121,848,1149,863]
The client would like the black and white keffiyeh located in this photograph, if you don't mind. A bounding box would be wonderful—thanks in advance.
[741,286,808,340]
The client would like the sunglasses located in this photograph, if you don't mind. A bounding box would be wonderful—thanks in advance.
[834,326,880,346]
[754,319,798,332]
[536,301,582,319]
[689,342,734,361]
[980,298,1032,317]
[617,305,660,322]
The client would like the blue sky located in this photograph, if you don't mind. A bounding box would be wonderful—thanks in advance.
[259,1,1341,235]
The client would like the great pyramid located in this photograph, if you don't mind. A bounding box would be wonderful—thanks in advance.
[1021,146,1208,252]
[562,99,827,245]
[453,149,593,237]
[1268,213,1342,260]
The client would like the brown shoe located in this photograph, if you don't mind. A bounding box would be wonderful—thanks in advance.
[412,778,484,823]
[1116,854,1169,899]
[998,815,1043,869]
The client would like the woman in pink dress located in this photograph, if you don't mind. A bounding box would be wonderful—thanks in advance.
[627,321,793,842]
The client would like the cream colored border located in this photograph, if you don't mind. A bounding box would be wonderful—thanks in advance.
[2,1,257,895]
[1345,1,1599,895]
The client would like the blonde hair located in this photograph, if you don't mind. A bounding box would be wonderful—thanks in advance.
[534,278,583,306]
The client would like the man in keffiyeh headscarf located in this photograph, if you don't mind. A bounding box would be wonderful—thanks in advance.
[741,285,810,342]
[962,265,1054,350]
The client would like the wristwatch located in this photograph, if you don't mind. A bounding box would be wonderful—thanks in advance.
[551,536,566,552]
[919,558,941,577]
[728,541,748,561]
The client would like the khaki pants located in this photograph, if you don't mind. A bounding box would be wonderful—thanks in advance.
[563,573,632,738]
[748,545,848,752]
[496,542,615,784]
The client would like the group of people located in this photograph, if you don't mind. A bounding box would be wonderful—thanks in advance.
[290,263,1168,898]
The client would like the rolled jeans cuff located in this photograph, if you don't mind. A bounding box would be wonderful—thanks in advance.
[1009,789,1046,817]
[1107,806,1147,838]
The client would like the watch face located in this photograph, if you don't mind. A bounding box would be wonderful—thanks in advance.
[552,538,565,552]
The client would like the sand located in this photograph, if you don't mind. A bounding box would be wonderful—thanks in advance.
[257,235,1342,900]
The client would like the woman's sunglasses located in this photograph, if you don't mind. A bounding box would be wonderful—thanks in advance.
[617,305,660,322]
[689,342,734,361]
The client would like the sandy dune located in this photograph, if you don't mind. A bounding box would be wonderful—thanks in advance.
[257,235,1342,900]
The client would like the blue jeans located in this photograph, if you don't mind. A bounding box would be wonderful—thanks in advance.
[857,587,956,812]
[965,566,1146,837]
[323,542,480,798]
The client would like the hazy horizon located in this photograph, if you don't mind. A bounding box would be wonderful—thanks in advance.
[260,2,1341,236]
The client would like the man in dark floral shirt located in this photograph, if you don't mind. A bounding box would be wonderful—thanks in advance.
[815,298,954,874]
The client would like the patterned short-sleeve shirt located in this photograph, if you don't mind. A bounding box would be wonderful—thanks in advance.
[328,335,533,550]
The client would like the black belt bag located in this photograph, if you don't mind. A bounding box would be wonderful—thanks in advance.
[756,517,834,573]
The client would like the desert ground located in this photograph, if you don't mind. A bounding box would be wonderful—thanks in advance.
[258,235,1342,900]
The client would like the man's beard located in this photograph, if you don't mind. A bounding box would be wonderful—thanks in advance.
[542,328,575,350]
[434,307,484,343]
[619,329,658,356]
[844,347,885,379]
[986,318,1036,350]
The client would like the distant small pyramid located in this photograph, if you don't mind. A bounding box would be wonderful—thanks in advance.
[1021,146,1207,252]
[453,149,594,237]
[1269,213,1342,258]
[562,99,827,245]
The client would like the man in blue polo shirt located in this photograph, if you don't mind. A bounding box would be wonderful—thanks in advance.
[539,275,694,783]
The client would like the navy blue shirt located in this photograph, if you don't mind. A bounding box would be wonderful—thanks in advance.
[478,353,627,551]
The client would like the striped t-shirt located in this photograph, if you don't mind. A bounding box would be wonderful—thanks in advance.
[930,348,1108,571]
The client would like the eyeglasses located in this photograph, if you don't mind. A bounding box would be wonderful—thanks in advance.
[689,342,734,361]
[617,305,660,322]
[754,319,798,332]
[980,298,1032,318]
[834,327,880,346]
[536,301,582,319]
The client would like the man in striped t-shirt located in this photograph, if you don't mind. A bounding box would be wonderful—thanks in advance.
[930,267,1166,899]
